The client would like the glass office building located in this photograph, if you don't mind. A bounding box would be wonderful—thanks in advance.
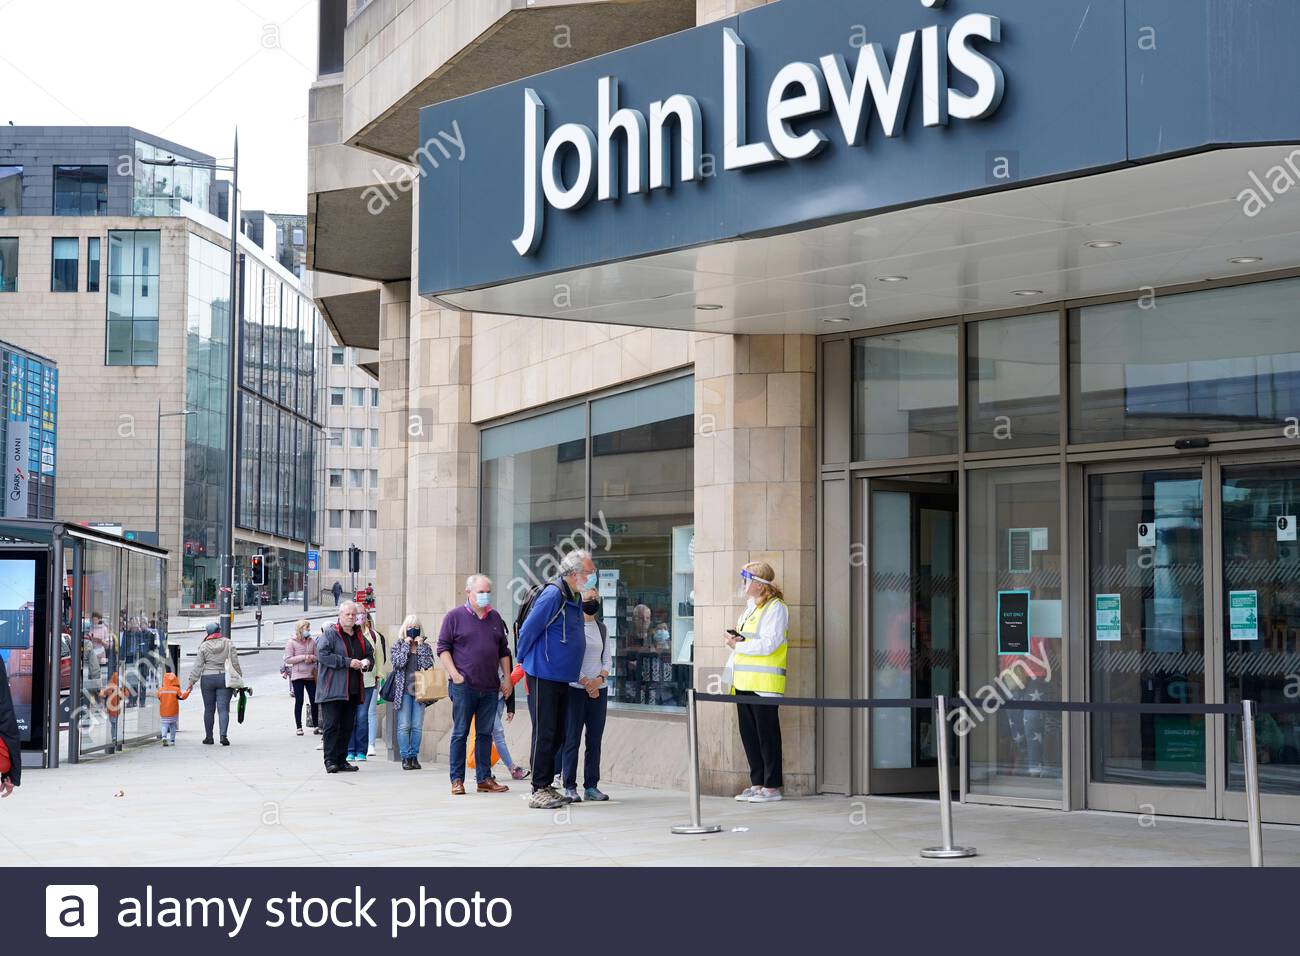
[0,343,57,519]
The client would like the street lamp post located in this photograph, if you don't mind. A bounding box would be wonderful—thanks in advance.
[155,403,196,548]
[141,133,240,637]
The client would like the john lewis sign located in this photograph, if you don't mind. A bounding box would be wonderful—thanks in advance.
[513,9,1005,254]
[419,0,1185,296]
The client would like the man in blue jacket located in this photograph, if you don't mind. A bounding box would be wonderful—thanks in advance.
[516,549,596,809]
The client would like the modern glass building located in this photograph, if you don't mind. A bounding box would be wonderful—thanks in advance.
[0,342,57,519]
[0,126,323,610]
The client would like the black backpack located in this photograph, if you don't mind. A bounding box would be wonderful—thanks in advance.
[512,580,566,653]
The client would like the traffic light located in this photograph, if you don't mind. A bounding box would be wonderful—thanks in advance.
[348,545,361,573]
[250,553,265,586]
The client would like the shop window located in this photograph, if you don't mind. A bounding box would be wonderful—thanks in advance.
[852,326,958,461]
[51,237,78,292]
[967,312,1060,451]
[54,165,108,215]
[481,377,695,712]
[0,166,21,215]
[0,237,16,292]
[1069,278,1300,444]
[966,466,1063,800]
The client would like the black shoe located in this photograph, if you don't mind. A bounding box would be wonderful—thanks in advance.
[411,758,422,770]
[340,762,359,772]
[325,764,340,774]
[220,737,230,746]
[202,737,214,745]
[401,758,412,770]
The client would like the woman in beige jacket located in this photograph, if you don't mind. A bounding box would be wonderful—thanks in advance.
[186,621,244,745]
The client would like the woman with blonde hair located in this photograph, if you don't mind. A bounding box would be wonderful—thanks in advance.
[724,561,788,803]
[283,619,319,736]
[389,613,435,770]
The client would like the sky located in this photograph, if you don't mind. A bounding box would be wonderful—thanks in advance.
[0,0,316,213]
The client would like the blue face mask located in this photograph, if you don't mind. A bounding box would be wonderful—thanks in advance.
[473,591,492,609]
[582,572,598,592]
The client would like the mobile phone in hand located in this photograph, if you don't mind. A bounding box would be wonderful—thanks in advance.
[726,629,744,640]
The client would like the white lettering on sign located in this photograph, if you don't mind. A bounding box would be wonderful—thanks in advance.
[512,7,1005,255]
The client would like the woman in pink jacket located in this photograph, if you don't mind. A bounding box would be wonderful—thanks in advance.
[282,620,320,736]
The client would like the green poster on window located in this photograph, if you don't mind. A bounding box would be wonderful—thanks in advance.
[1094,593,1121,642]
[1229,590,1258,641]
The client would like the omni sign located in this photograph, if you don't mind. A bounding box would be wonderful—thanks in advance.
[512,9,1005,256]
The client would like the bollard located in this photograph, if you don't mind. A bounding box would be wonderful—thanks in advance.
[920,695,977,859]
[671,688,723,835]
[1242,699,1264,867]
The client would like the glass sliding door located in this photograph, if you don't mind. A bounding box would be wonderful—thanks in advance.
[968,466,1064,802]
[865,475,957,793]
[1219,457,1300,823]
[1086,463,1215,816]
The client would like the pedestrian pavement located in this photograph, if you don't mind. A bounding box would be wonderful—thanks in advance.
[165,603,339,656]
[4,645,1299,867]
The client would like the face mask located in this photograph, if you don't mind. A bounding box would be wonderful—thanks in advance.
[474,591,492,609]
[582,572,599,591]
[582,599,601,616]
[406,627,421,638]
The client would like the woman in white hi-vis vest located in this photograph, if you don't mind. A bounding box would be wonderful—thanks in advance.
[725,560,788,803]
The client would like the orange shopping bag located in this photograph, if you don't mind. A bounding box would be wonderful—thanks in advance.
[465,716,501,769]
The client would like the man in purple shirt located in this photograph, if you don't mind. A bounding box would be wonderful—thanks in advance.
[437,573,514,795]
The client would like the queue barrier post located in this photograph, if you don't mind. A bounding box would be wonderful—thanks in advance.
[672,688,723,835]
[1242,699,1265,868]
[920,694,976,860]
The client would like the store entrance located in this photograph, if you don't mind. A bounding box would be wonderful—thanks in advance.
[1084,454,1300,823]
[863,475,958,795]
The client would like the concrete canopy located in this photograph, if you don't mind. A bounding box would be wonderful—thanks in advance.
[345,0,697,162]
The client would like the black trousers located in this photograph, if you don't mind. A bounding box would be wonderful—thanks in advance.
[291,678,317,729]
[736,690,783,788]
[527,676,569,791]
[319,700,357,768]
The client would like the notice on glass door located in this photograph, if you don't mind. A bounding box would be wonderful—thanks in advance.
[1094,593,1122,642]
[997,589,1031,654]
[1229,590,1259,641]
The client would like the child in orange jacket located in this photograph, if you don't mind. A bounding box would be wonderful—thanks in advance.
[154,671,190,747]
[99,671,132,748]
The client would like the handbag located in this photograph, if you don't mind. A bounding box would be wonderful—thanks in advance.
[378,669,398,703]
[224,645,246,690]
[413,666,447,703]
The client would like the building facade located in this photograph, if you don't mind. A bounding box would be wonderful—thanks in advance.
[0,126,324,608]
[308,0,1300,822]
[316,343,380,602]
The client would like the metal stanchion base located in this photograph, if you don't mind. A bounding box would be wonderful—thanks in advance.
[920,845,977,859]
[671,824,724,835]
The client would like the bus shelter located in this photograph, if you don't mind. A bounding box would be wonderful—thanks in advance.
[0,520,168,770]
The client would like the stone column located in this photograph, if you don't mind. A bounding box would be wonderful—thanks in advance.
[403,299,479,634]
[376,280,410,632]
[697,0,775,24]
[693,333,818,795]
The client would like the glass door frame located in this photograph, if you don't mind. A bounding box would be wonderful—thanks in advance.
[1213,447,1300,825]
[1079,455,1221,819]
[856,473,959,795]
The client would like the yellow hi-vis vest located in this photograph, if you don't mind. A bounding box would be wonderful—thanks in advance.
[732,598,788,695]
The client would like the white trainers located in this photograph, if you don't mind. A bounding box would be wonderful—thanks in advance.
[748,788,783,803]
[367,744,377,757]
[735,786,761,801]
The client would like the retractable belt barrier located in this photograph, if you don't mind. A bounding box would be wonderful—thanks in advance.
[676,689,1279,866]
